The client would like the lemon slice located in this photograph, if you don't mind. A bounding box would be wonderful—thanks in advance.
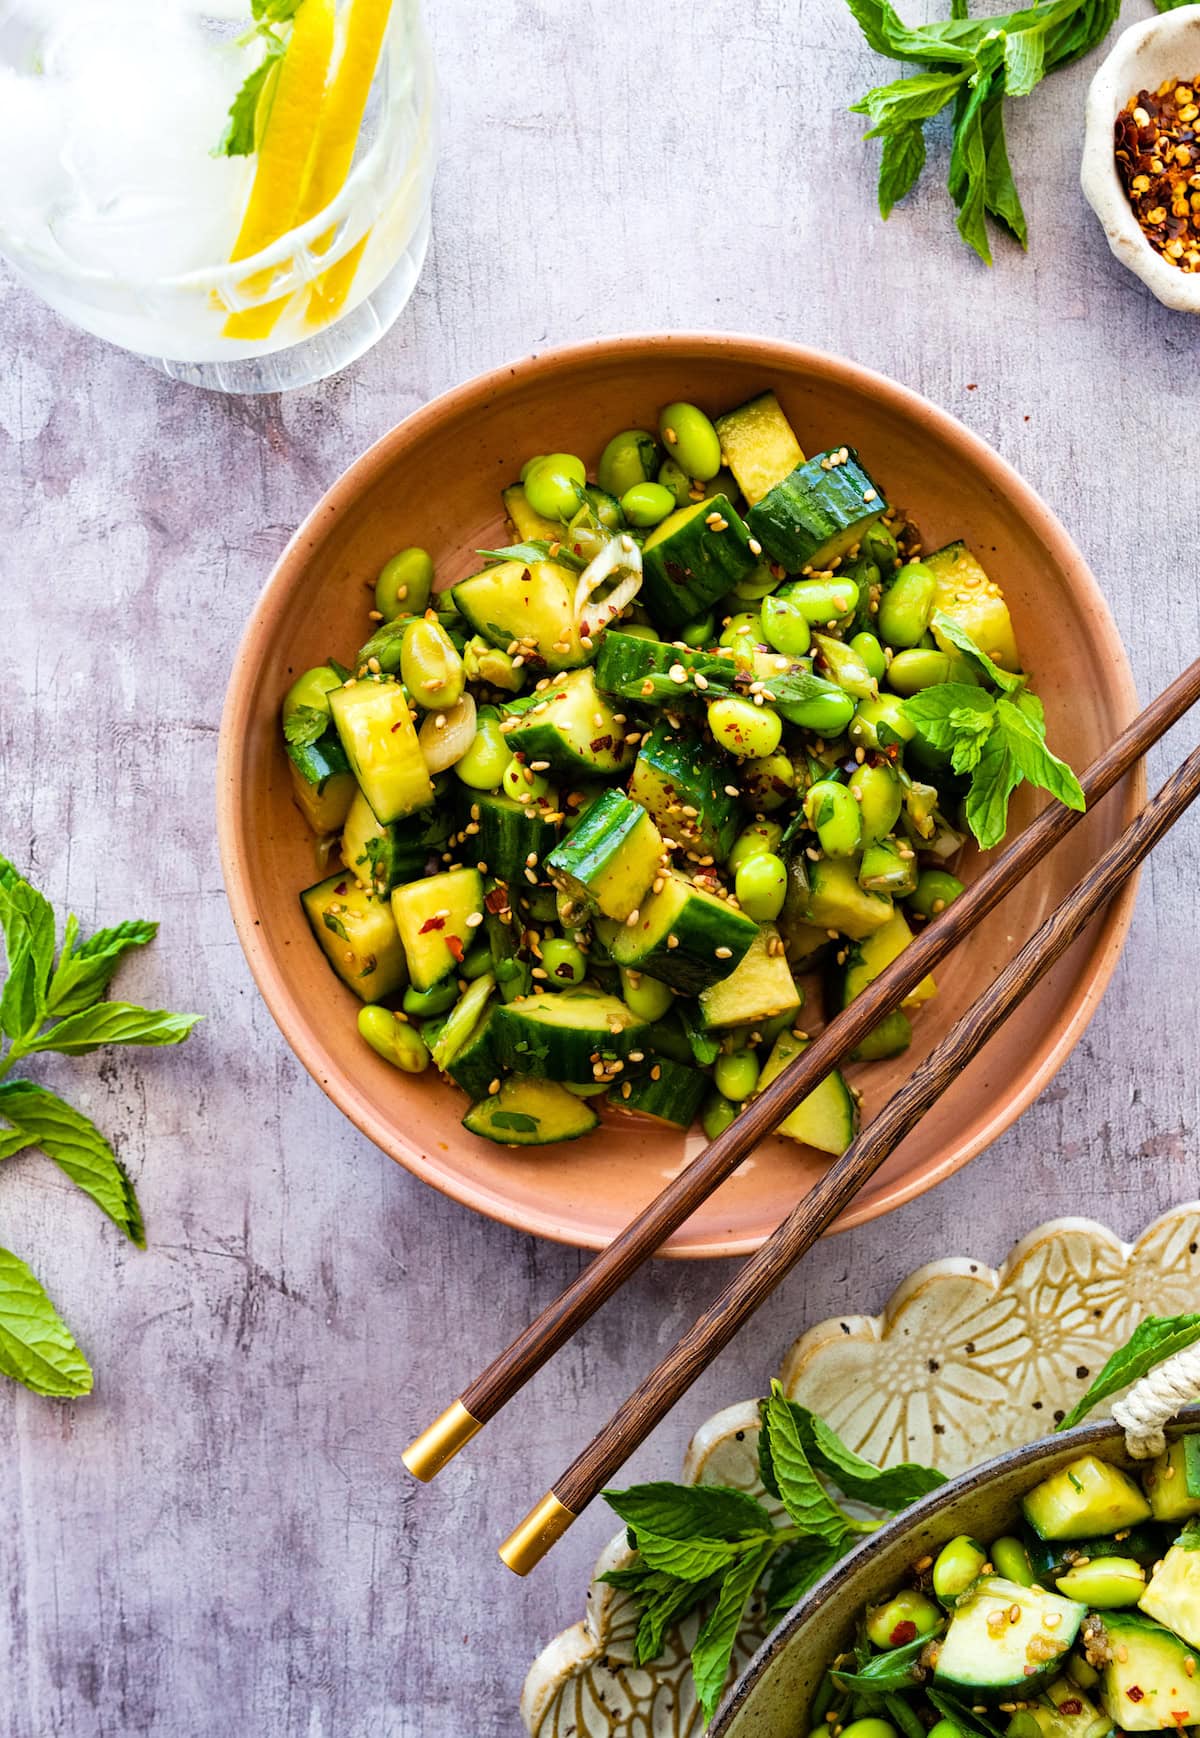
[222,0,336,341]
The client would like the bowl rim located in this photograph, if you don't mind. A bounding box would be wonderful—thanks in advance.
[215,329,1142,1257]
[711,1405,1200,1736]
[1080,6,1200,315]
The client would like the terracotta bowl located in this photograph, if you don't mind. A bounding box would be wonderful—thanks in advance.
[216,333,1139,1258]
[711,1410,1200,1738]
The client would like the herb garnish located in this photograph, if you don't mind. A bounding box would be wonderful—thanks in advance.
[215,0,305,158]
[0,856,201,1397]
[844,0,1122,262]
[1059,1313,1200,1431]
[901,613,1084,849]
[601,1382,944,1723]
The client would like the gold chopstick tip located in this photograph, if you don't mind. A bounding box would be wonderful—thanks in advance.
[499,1491,577,1576]
[402,1400,483,1482]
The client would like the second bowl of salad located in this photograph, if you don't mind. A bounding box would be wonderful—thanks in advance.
[216,333,1139,1256]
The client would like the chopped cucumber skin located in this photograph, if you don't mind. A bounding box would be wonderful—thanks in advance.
[594,631,732,703]
[933,1576,1083,1699]
[1022,1454,1153,1541]
[610,1056,708,1127]
[1096,1611,1200,1730]
[545,789,663,922]
[755,1029,857,1157]
[503,667,634,778]
[463,1077,599,1146]
[640,494,757,626]
[458,790,560,888]
[628,722,740,863]
[610,871,758,995]
[493,991,647,1084]
[300,873,408,1002]
[746,449,887,574]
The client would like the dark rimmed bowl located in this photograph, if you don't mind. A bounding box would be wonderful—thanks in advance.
[712,1411,1200,1737]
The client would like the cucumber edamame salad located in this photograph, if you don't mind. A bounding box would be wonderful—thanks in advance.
[813,1437,1200,1738]
[282,388,1032,1151]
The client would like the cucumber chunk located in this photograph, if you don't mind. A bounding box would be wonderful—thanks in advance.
[390,867,485,990]
[300,872,408,1001]
[1145,1436,1200,1523]
[641,495,758,626]
[459,790,560,887]
[593,631,734,703]
[287,747,356,835]
[714,391,805,506]
[609,871,758,995]
[792,855,893,941]
[545,789,663,922]
[933,1576,1084,1699]
[502,482,560,543]
[924,541,1021,673]
[610,1056,708,1127]
[503,667,634,778]
[328,678,433,824]
[1139,1537,1200,1647]
[463,1077,598,1146]
[746,448,887,574]
[1096,1610,1200,1730]
[341,787,453,895]
[698,925,801,1030]
[1022,1454,1153,1541]
[430,971,495,1073]
[1023,1522,1166,1582]
[452,558,590,672]
[493,991,647,1084]
[1005,1677,1112,1738]
[755,1029,857,1157]
[628,722,741,863]
[830,909,937,1012]
[445,1005,503,1101]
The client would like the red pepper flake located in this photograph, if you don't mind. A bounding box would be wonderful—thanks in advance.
[484,886,508,914]
[390,720,404,732]
[1127,1687,1145,1703]
[1059,1701,1083,1716]
[590,734,613,753]
[890,1621,918,1646]
[418,915,446,934]
[334,881,348,895]
[1115,78,1200,272]
[554,963,576,980]
[446,935,465,963]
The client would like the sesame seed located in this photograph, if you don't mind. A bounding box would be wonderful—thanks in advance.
[666,934,679,949]
[367,608,384,621]
[714,946,733,959]
[748,538,762,556]
[650,1064,661,1080]
[625,908,640,926]
[664,426,678,444]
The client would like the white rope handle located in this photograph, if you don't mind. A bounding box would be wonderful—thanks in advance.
[1111,1345,1200,1458]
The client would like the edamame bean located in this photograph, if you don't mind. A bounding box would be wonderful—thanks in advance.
[728,820,784,873]
[707,696,782,760]
[849,762,902,844]
[908,868,965,921]
[598,429,659,497]
[659,401,722,481]
[657,457,692,506]
[878,562,937,649]
[283,665,340,722]
[519,454,546,483]
[865,1589,942,1650]
[735,852,787,921]
[400,619,466,711]
[932,1535,988,1605]
[376,546,434,619]
[523,452,586,522]
[455,707,509,790]
[678,611,715,649]
[620,622,661,643]
[928,1721,964,1738]
[402,980,458,1018]
[502,755,552,803]
[805,780,862,858]
[781,576,859,627]
[541,937,587,987]
[357,1005,431,1073]
[733,556,780,603]
[850,631,887,682]
[990,1536,1035,1588]
[887,649,953,695]
[740,752,795,812]
[713,1049,760,1103]
[862,521,900,570]
[841,1721,898,1738]
[702,1092,738,1141]
[621,481,676,528]
[619,967,673,1022]
[461,941,493,980]
[1055,1556,1146,1608]
[849,695,916,753]
[775,685,856,736]
[760,592,812,658]
[719,611,763,649]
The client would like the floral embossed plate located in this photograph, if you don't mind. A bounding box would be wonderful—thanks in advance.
[522,1204,1200,1738]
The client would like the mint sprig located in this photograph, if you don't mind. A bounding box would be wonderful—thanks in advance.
[901,613,1084,849]
[0,854,201,1396]
[1058,1313,1200,1431]
[602,1382,944,1724]
[213,0,304,159]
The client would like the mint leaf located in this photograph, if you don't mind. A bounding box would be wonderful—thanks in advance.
[759,1383,854,1542]
[931,610,1024,693]
[214,36,284,158]
[22,1002,201,1057]
[0,1248,92,1397]
[1058,1313,1200,1430]
[766,1534,846,1613]
[0,1115,30,1162]
[792,1405,946,1509]
[692,1541,775,1722]
[0,860,56,1041]
[902,683,994,752]
[629,1530,749,1581]
[46,914,158,1019]
[964,731,1019,849]
[878,122,928,217]
[948,704,997,775]
[282,705,329,748]
[476,541,586,573]
[601,1563,721,1664]
[928,1688,1007,1738]
[0,1082,144,1246]
[981,95,1029,246]
[832,1629,936,1691]
[604,1481,775,1543]
[1004,28,1046,95]
[994,697,1086,812]
[854,68,970,130]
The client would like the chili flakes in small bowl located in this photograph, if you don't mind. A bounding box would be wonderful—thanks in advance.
[1114,78,1200,272]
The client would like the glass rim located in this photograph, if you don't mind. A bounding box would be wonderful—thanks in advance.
[0,1,426,297]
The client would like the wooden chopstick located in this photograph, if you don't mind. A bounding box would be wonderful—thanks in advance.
[498,732,1200,1573]
[402,658,1200,1487]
